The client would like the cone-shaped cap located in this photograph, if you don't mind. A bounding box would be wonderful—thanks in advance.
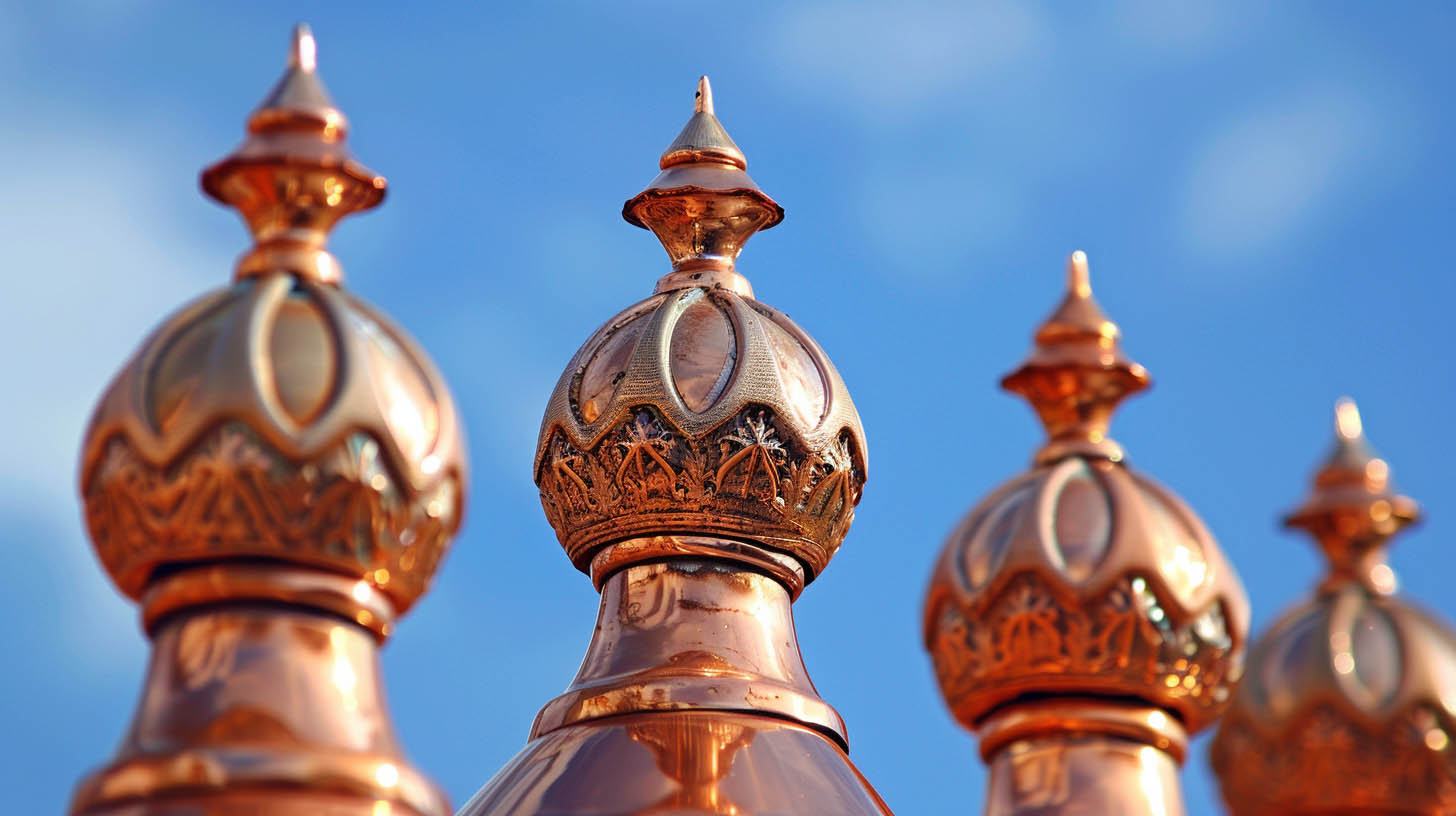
[1285,398,1419,592]
[201,24,385,283]
[624,78,783,274]
[658,76,747,169]
[246,23,348,132]
[1001,252,1150,463]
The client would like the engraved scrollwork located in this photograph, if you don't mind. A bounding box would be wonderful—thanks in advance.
[927,573,1239,730]
[1213,705,1456,814]
[715,410,786,506]
[538,406,862,574]
[84,420,459,611]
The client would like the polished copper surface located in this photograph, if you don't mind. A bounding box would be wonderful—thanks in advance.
[535,77,865,583]
[73,600,448,816]
[923,252,1248,816]
[1212,399,1456,815]
[472,79,888,815]
[979,701,1189,816]
[530,556,846,743]
[983,731,1187,816]
[461,711,889,816]
[71,24,460,816]
[467,555,889,814]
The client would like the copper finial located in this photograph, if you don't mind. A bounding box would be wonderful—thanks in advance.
[1285,398,1419,593]
[200,23,385,284]
[1213,402,1456,814]
[1001,251,1150,464]
[71,24,461,816]
[464,79,886,816]
[924,252,1247,816]
[695,74,713,112]
[624,78,782,293]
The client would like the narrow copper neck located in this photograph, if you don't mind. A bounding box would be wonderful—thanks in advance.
[978,700,1188,816]
[141,563,398,639]
[531,553,846,747]
[71,586,446,815]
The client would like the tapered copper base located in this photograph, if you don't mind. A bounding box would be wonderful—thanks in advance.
[462,555,889,815]
[70,567,447,816]
[979,701,1187,816]
[463,710,886,815]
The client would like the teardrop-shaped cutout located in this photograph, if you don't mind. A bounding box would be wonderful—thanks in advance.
[147,292,233,435]
[1260,606,1324,718]
[1348,603,1402,706]
[1050,461,1111,582]
[578,314,649,424]
[964,483,1033,590]
[759,313,826,429]
[268,292,337,425]
[669,292,736,413]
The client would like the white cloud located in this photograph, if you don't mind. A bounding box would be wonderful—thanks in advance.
[0,107,227,667]
[769,0,1050,116]
[855,161,1025,280]
[1107,0,1244,55]
[1180,85,1394,259]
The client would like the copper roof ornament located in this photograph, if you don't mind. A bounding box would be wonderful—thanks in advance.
[460,77,888,815]
[923,252,1249,816]
[1212,399,1456,814]
[70,25,464,816]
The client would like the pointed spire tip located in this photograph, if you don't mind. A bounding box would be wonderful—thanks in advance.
[290,23,317,73]
[695,76,714,115]
[1067,251,1091,297]
[1335,397,1363,440]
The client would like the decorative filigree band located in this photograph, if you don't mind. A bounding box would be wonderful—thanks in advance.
[538,406,862,578]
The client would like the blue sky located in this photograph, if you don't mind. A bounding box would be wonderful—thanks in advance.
[3,1,1454,813]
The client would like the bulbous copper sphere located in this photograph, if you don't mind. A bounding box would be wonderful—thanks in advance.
[78,28,464,617]
[926,456,1246,734]
[81,276,465,614]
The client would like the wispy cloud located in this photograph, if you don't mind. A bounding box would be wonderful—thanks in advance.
[769,0,1050,117]
[0,106,227,667]
[1180,84,1403,260]
[1106,0,1246,55]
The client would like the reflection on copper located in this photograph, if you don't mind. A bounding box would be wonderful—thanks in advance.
[627,716,755,814]
[924,253,1248,816]
[70,24,461,816]
[464,79,888,814]
[1212,399,1456,814]
[463,710,888,816]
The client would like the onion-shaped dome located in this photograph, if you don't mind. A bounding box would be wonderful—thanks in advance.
[534,77,866,585]
[79,24,465,623]
[1212,399,1456,814]
[924,252,1249,739]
